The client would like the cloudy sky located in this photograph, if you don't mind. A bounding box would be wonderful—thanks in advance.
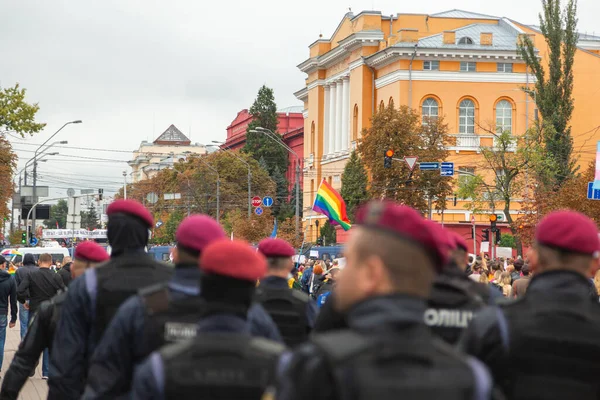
[1,0,598,197]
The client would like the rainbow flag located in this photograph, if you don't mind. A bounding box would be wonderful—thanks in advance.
[312,179,352,231]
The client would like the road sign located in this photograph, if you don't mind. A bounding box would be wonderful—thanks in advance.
[441,162,455,177]
[252,196,262,207]
[255,206,263,216]
[147,192,159,204]
[29,237,38,247]
[419,162,440,171]
[67,188,75,197]
[587,182,600,200]
[262,196,274,207]
[155,220,163,229]
[404,156,418,171]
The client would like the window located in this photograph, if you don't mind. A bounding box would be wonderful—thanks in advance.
[422,98,439,124]
[497,63,513,73]
[459,99,476,134]
[495,169,507,190]
[460,62,476,72]
[310,121,315,153]
[352,104,359,142]
[458,37,474,45]
[496,100,513,134]
[423,60,440,71]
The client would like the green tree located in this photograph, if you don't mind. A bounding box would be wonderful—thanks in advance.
[498,234,517,249]
[271,166,292,219]
[519,0,579,187]
[320,221,337,246]
[44,199,68,229]
[0,84,46,137]
[80,206,100,230]
[341,151,368,219]
[359,105,453,215]
[243,85,288,176]
[152,211,184,244]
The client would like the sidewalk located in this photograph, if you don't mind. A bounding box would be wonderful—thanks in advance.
[2,322,48,399]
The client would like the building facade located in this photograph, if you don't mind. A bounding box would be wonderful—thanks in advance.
[223,107,304,190]
[128,124,207,183]
[296,9,600,245]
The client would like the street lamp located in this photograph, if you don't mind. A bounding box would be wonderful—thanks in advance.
[249,126,301,239]
[208,144,252,218]
[31,121,81,241]
[185,152,221,223]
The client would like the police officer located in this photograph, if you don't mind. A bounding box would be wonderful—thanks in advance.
[425,229,496,344]
[131,239,286,399]
[48,200,173,400]
[255,238,317,347]
[0,242,108,400]
[460,210,600,399]
[83,215,282,399]
[275,201,495,400]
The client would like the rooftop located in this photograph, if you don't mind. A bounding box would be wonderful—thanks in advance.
[153,124,191,145]
[277,106,304,114]
[430,9,500,20]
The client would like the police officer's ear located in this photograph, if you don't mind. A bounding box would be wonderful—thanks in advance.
[588,254,600,278]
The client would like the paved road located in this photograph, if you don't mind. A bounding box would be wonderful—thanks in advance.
[2,321,48,399]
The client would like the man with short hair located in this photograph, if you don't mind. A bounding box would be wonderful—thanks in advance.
[276,201,495,399]
[58,256,73,287]
[511,264,531,298]
[0,255,17,372]
[511,259,524,283]
[17,253,66,379]
[460,210,600,399]
[1,242,108,399]
[15,254,37,339]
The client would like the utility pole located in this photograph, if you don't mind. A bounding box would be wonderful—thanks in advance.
[123,171,127,199]
[295,163,300,234]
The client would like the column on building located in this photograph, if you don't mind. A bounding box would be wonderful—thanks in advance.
[323,85,330,157]
[341,76,350,153]
[328,82,337,156]
[335,78,343,153]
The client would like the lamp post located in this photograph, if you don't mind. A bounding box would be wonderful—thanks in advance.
[31,121,80,242]
[210,142,252,218]
[249,127,301,240]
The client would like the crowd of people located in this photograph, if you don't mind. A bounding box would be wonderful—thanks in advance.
[0,198,595,399]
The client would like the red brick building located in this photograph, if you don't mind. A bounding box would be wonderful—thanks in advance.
[223,107,304,190]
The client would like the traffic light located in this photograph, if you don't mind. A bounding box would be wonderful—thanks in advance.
[495,231,502,244]
[482,228,489,242]
[98,188,104,201]
[384,149,394,168]
[489,214,497,230]
[21,232,26,244]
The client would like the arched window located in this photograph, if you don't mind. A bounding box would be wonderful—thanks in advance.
[310,121,315,153]
[458,37,474,45]
[459,99,476,134]
[496,100,513,134]
[388,97,394,108]
[421,98,439,125]
[379,100,385,111]
[352,104,359,142]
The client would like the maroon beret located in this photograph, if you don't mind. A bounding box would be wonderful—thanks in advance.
[107,200,153,228]
[258,238,295,258]
[74,241,109,263]
[355,201,449,270]
[176,215,225,253]
[200,240,267,281]
[535,210,600,255]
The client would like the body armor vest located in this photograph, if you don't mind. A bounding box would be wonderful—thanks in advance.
[94,253,172,340]
[311,325,478,400]
[500,292,600,399]
[254,286,309,347]
[162,333,285,399]
[140,283,207,352]
[426,273,487,344]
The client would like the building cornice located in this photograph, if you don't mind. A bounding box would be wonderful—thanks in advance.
[294,87,309,102]
[376,70,534,88]
[298,31,384,74]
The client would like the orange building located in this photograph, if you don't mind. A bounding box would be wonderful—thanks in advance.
[296,9,600,245]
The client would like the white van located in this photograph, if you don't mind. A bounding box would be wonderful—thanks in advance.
[1,247,71,265]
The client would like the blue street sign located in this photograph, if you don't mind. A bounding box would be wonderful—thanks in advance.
[441,162,455,177]
[262,196,274,207]
[29,237,38,247]
[155,220,163,229]
[587,182,600,200]
[255,206,264,216]
[419,162,440,171]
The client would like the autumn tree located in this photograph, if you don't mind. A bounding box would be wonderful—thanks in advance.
[359,105,453,215]
[225,208,272,244]
[243,85,288,176]
[519,0,579,186]
[275,218,302,248]
[151,210,184,244]
[341,151,368,219]
[44,199,68,229]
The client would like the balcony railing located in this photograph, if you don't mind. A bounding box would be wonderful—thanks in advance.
[447,134,516,152]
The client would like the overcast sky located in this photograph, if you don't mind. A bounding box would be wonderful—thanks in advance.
[1,0,598,197]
